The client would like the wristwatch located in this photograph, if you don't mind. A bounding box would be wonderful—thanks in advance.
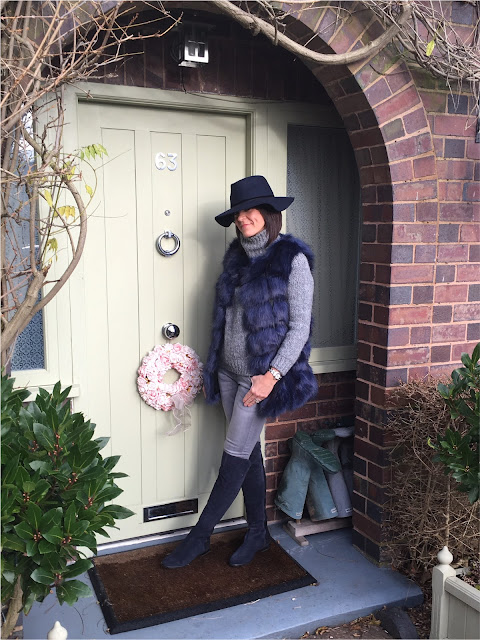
[268,367,282,381]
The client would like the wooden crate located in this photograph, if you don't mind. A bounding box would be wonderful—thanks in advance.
[284,517,352,546]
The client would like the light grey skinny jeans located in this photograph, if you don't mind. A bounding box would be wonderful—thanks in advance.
[218,367,266,459]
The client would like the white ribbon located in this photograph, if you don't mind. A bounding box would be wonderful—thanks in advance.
[167,390,193,436]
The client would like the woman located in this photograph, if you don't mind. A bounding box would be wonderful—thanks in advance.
[162,175,317,569]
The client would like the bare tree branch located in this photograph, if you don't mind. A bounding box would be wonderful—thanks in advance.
[1,0,176,363]
[365,0,480,99]
[1,0,478,368]
[210,1,479,111]
[211,0,413,66]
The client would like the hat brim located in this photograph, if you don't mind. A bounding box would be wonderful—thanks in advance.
[215,196,294,228]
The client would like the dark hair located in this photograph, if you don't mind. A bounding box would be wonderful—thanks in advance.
[235,205,282,245]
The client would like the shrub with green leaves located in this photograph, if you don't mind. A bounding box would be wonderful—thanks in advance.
[1,373,133,624]
[432,343,480,504]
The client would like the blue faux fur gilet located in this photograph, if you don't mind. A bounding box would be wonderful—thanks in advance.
[203,234,318,419]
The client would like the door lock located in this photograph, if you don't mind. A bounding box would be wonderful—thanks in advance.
[162,323,180,340]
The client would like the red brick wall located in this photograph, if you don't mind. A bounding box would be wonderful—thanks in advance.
[419,74,479,374]
[285,1,479,563]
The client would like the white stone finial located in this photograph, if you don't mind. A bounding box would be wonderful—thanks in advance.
[47,620,68,640]
[437,545,453,566]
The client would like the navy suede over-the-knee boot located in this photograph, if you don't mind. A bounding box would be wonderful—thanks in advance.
[161,452,251,569]
[229,442,271,567]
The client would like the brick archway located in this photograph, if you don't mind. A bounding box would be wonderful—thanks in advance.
[282,4,438,562]
[89,1,449,564]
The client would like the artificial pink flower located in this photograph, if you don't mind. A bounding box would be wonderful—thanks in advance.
[137,343,203,413]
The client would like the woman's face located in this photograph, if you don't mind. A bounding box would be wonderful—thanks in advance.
[234,208,265,237]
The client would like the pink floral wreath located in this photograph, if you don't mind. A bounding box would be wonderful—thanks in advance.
[137,343,203,412]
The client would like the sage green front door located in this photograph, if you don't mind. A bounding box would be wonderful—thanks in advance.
[76,102,245,542]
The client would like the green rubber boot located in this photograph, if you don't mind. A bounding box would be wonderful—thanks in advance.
[305,432,341,521]
[274,432,340,520]
[312,426,354,518]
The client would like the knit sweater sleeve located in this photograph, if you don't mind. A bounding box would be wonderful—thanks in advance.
[270,252,314,376]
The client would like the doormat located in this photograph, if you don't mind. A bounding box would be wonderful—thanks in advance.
[88,528,317,634]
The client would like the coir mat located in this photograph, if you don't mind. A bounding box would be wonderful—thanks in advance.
[88,528,317,634]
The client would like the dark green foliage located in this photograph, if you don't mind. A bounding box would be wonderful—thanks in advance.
[432,343,480,504]
[1,373,133,614]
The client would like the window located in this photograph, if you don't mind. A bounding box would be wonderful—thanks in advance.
[286,124,361,372]
[11,309,45,371]
[5,117,46,372]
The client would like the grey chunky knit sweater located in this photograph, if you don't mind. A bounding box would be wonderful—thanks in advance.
[220,229,314,377]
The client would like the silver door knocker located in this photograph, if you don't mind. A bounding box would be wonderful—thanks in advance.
[156,231,180,256]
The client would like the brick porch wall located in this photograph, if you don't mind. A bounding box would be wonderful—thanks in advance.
[417,73,479,371]
[283,0,479,562]
[97,1,478,564]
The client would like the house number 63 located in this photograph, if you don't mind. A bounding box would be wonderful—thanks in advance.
[155,152,177,171]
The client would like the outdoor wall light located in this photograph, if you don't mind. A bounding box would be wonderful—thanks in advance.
[177,22,210,67]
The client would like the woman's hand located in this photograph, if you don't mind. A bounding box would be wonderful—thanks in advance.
[243,372,277,407]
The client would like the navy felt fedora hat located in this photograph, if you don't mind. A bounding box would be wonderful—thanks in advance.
[215,175,294,227]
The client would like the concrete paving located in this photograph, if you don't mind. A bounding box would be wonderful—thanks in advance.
[23,524,423,639]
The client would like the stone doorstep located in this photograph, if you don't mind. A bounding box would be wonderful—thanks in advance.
[22,524,423,640]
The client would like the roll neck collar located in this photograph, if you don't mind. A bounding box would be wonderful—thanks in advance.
[240,228,269,259]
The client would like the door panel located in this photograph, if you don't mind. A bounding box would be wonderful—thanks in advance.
[102,128,142,509]
[77,102,246,541]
